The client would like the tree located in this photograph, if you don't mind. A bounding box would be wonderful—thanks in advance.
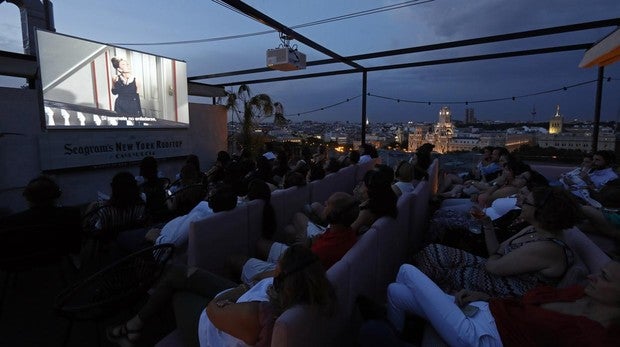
[224,85,283,158]
[273,102,289,128]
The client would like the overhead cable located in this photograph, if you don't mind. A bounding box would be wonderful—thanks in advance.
[111,0,433,46]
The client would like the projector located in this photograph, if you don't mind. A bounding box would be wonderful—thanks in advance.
[266,47,306,71]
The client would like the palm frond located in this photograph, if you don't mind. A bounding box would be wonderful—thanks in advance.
[238,84,251,99]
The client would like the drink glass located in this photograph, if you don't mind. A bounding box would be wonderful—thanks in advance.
[468,205,485,234]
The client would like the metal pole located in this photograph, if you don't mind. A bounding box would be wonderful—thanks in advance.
[592,66,604,152]
[361,71,367,145]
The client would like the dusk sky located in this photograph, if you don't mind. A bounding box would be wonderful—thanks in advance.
[1,0,619,124]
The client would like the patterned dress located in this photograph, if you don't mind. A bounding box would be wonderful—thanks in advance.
[413,229,573,297]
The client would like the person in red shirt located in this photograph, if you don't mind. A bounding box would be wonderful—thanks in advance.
[238,192,359,284]
[386,261,620,346]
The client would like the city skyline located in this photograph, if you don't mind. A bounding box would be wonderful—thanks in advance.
[1,0,619,123]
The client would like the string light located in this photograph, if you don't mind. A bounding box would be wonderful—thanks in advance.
[283,95,361,117]
[249,77,615,119]
[367,77,613,105]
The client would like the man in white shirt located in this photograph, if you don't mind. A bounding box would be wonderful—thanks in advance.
[146,184,237,247]
[563,150,617,207]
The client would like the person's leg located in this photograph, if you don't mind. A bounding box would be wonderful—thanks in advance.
[387,264,501,347]
[226,254,250,282]
[240,258,277,284]
[358,320,413,347]
[266,241,289,263]
[255,238,275,260]
[440,184,464,198]
[580,205,619,239]
[283,224,300,245]
[412,244,485,294]
[109,264,236,343]
[138,264,236,321]
[438,173,462,194]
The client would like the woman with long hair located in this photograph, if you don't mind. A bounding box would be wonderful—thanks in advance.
[246,179,277,240]
[203,245,335,346]
[351,165,398,234]
[107,245,334,347]
[84,171,147,239]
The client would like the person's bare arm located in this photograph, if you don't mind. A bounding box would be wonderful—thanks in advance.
[213,284,249,302]
[351,209,375,234]
[454,289,491,307]
[485,240,561,276]
[250,269,276,283]
[482,217,500,256]
[206,301,261,345]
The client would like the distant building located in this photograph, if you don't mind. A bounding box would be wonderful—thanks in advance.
[538,126,615,152]
[408,124,431,152]
[395,127,405,143]
[537,105,615,152]
[549,105,563,134]
[465,108,476,124]
[403,105,615,154]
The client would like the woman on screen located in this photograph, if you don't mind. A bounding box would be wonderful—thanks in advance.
[111,57,143,116]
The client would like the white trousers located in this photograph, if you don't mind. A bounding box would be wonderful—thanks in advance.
[387,264,503,347]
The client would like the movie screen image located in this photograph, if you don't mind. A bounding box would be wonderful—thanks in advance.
[36,30,189,129]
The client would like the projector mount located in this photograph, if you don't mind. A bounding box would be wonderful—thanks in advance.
[266,32,306,71]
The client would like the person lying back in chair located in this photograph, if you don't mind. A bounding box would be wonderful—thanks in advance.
[145,184,237,248]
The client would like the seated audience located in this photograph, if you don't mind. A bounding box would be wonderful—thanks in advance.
[282,171,307,189]
[228,159,252,196]
[359,143,379,164]
[312,145,327,165]
[324,157,341,175]
[1,175,81,255]
[167,164,207,217]
[386,261,620,346]
[348,150,361,166]
[392,160,415,197]
[251,156,278,190]
[579,178,620,247]
[84,171,147,240]
[172,154,205,185]
[299,166,398,240]
[307,162,326,182]
[137,156,169,220]
[558,152,593,188]
[475,160,531,207]
[413,186,580,297]
[203,245,335,346]
[351,166,398,234]
[563,150,618,206]
[243,179,277,240]
[438,147,507,197]
[289,159,310,179]
[272,150,291,184]
[466,146,495,181]
[427,172,549,254]
[238,192,359,285]
[146,184,237,248]
[411,143,434,182]
[205,151,231,185]
[107,246,334,347]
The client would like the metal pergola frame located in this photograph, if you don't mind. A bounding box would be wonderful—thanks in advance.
[187,0,619,149]
[1,1,617,148]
